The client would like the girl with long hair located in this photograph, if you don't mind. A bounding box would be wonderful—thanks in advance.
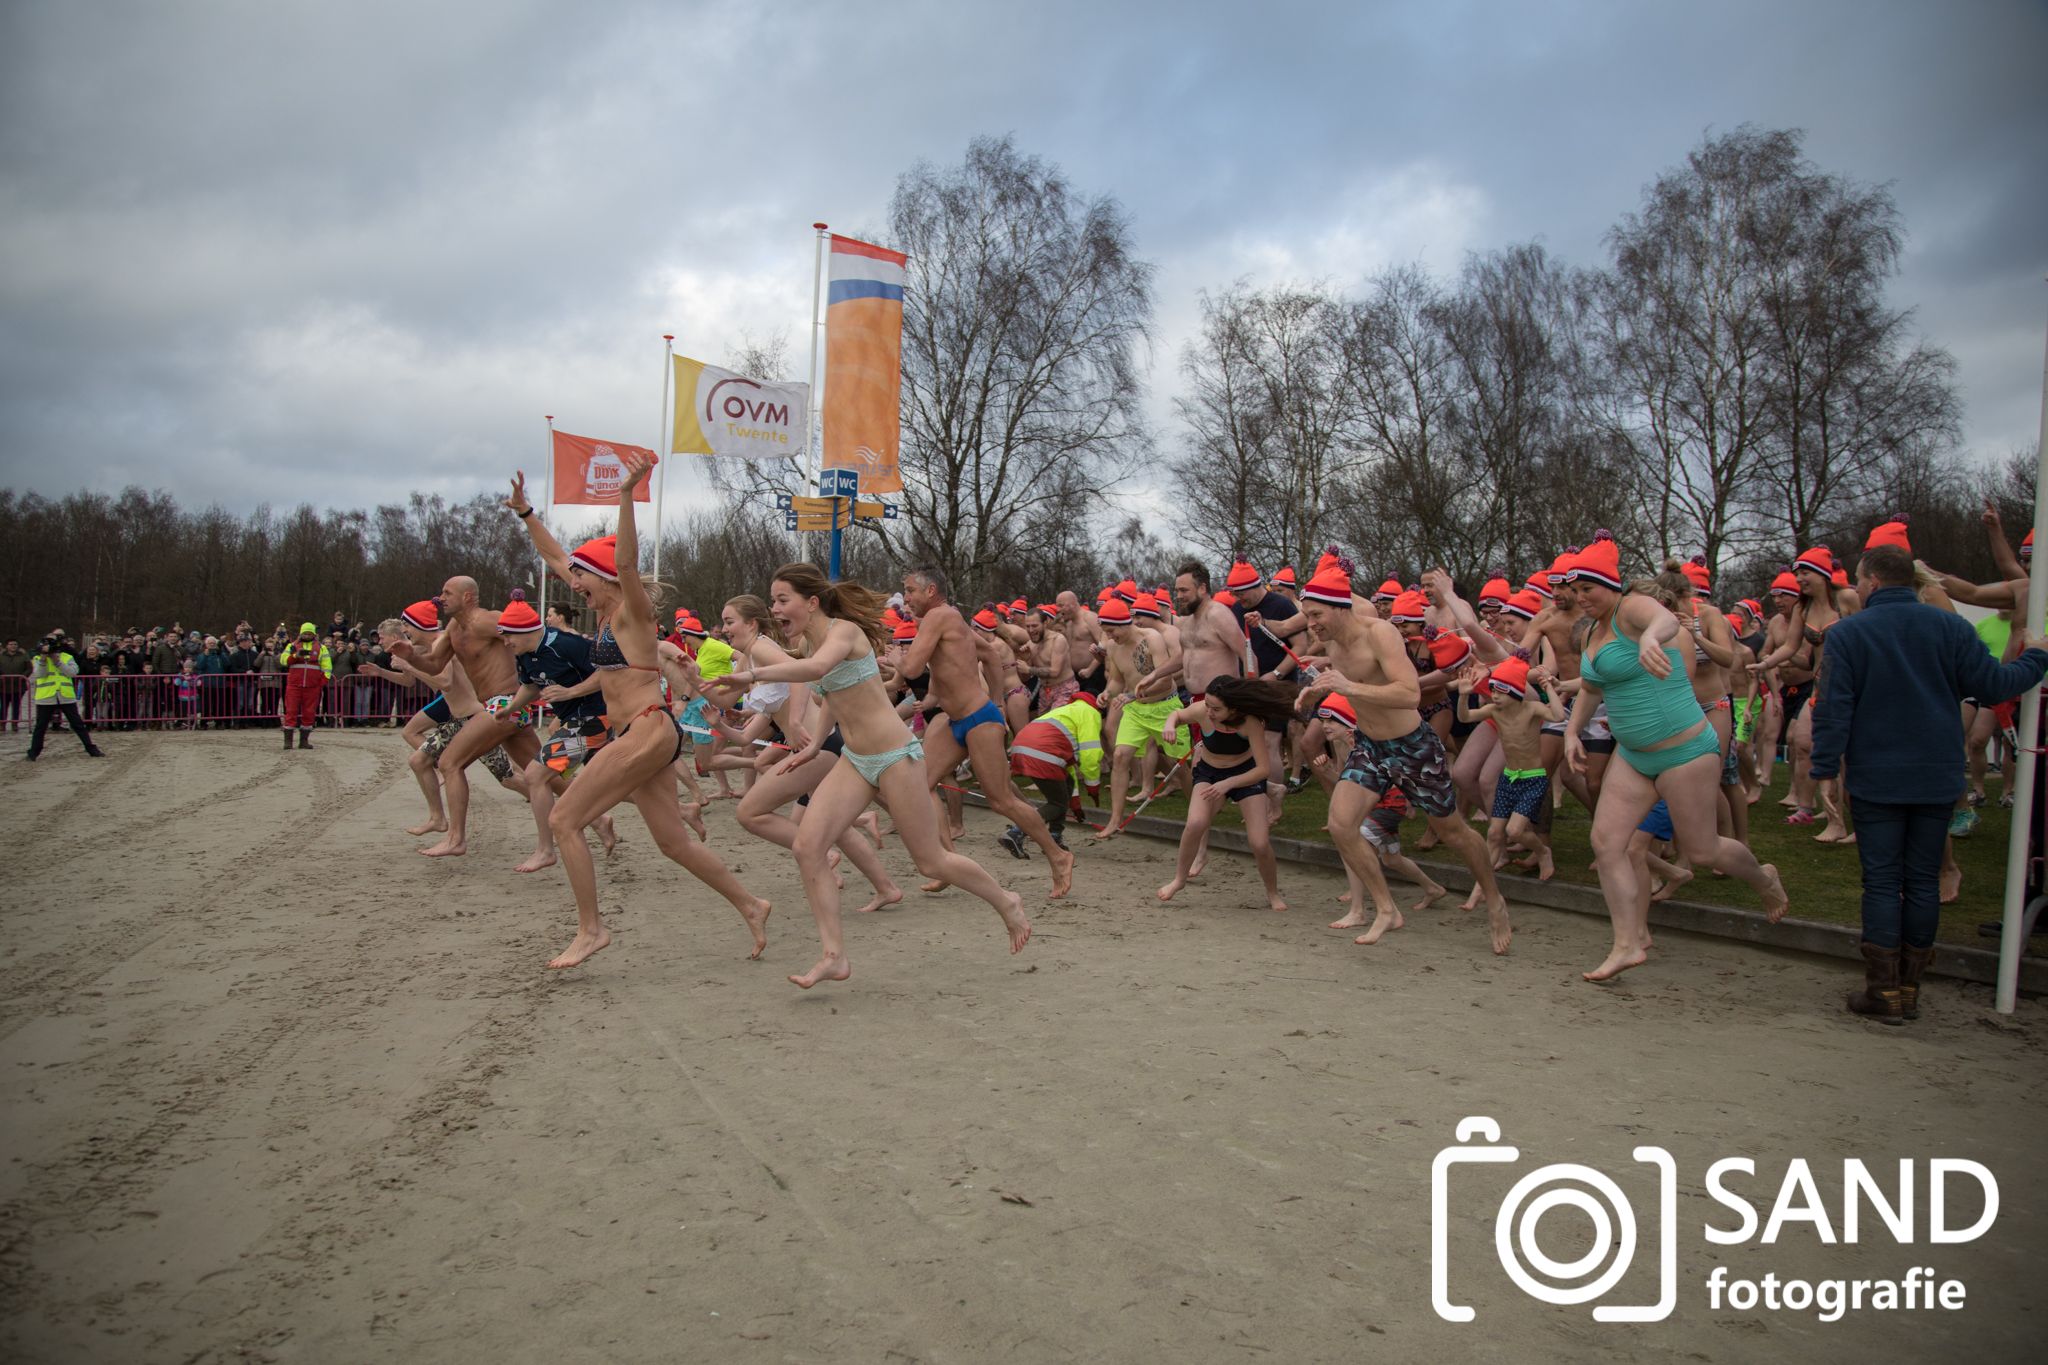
[1155,675,1301,912]
[723,563,1031,988]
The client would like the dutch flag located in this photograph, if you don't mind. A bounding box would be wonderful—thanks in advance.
[828,234,907,305]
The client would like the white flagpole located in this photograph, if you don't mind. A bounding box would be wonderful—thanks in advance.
[540,415,554,623]
[807,222,828,494]
[653,334,674,583]
[1996,287,2048,1014]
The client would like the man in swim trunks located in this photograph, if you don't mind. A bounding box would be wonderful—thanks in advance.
[1093,595,1194,837]
[1056,590,1110,699]
[901,566,1074,897]
[1293,562,1514,955]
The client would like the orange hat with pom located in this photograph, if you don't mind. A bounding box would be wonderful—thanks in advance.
[1771,571,1801,596]
[1680,556,1711,593]
[1794,545,1836,580]
[496,593,542,633]
[1037,602,1059,619]
[569,535,619,582]
[401,600,441,633]
[1388,591,1429,624]
[891,619,918,642]
[1426,629,1472,671]
[1503,590,1543,621]
[676,614,707,639]
[1565,532,1623,592]
[1132,592,1164,619]
[1301,564,1353,607]
[1099,598,1133,625]
[1269,566,1297,589]
[1225,560,1262,591]
[2022,529,2034,560]
[1215,589,1239,608]
[1479,573,1512,606]
[1525,571,1553,601]
[972,608,999,633]
[1864,515,1911,554]
[1373,577,1402,602]
[1546,547,1581,586]
[1316,692,1358,728]
[1114,578,1139,602]
[1486,656,1532,700]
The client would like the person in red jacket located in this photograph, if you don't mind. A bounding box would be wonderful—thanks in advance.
[280,622,330,748]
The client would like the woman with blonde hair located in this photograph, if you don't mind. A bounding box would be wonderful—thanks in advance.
[724,562,1031,989]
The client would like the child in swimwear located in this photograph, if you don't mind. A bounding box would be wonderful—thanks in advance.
[1459,656,1565,892]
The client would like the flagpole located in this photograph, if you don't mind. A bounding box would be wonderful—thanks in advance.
[653,334,674,583]
[807,221,828,495]
[1996,286,2048,1015]
[540,415,555,623]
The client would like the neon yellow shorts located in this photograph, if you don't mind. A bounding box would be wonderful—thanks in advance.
[1114,696,1193,759]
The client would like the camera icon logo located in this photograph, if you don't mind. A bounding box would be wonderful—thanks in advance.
[1431,1117,1676,1323]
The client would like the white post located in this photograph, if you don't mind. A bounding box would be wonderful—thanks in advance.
[653,334,674,582]
[807,222,828,495]
[540,415,555,622]
[1996,291,2048,1014]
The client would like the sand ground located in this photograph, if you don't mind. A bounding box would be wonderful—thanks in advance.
[2,731,2044,1364]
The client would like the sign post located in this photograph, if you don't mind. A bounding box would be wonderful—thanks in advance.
[820,468,859,580]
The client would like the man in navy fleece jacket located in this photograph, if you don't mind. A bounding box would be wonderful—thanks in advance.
[1810,544,2047,1023]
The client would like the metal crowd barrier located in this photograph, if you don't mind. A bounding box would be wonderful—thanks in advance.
[0,674,433,729]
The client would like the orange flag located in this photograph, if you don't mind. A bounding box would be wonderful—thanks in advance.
[823,234,907,495]
[551,429,655,504]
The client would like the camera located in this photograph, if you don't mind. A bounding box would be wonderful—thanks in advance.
[1431,1116,1676,1324]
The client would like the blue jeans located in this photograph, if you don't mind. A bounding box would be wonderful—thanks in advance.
[1850,797,1950,950]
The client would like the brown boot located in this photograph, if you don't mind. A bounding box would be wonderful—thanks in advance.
[1846,942,1904,1025]
[284,729,294,750]
[1899,944,1936,1021]
[297,729,312,749]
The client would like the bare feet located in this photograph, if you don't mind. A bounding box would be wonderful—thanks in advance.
[418,837,466,858]
[513,849,558,874]
[1759,863,1789,924]
[1410,883,1449,912]
[920,877,949,894]
[547,924,611,969]
[854,887,904,913]
[1486,898,1512,955]
[1329,911,1367,929]
[789,954,851,989]
[1188,849,1208,879]
[1940,863,1962,904]
[1157,876,1185,903]
[1267,892,1289,914]
[856,811,885,847]
[1091,824,1119,842]
[1048,845,1075,899]
[681,803,707,841]
[827,846,843,872]
[738,899,772,959]
[597,815,619,855]
[406,818,449,837]
[1536,847,1555,882]
[1415,831,1440,852]
[1583,944,1649,982]
[1353,907,1405,945]
[995,891,1033,953]
[1649,866,1693,902]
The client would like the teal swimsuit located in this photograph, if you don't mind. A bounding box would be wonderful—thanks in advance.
[809,651,923,784]
[1579,612,1719,778]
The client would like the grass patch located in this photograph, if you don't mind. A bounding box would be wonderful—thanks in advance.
[1088,767,2019,950]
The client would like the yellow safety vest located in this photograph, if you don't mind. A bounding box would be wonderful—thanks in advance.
[34,654,77,705]
[1037,698,1105,786]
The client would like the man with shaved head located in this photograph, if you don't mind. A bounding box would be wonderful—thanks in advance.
[389,575,534,858]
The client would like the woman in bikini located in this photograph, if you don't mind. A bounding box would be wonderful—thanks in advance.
[1154,675,1302,913]
[1563,533,1789,983]
[505,459,772,969]
[723,563,1031,989]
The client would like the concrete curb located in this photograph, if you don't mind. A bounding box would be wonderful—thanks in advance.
[959,792,2044,993]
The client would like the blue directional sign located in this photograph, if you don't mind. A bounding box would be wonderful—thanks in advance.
[784,509,799,531]
[774,492,794,510]
[820,468,860,498]
[882,503,899,521]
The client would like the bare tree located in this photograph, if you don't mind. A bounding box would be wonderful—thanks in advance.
[891,135,1153,601]
[1169,286,1283,566]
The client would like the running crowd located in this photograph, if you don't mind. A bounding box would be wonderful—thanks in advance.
[22,464,2044,1013]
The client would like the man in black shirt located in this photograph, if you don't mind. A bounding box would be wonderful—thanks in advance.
[496,598,611,873]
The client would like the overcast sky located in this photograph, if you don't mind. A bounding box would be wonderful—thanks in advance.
[2,0,2041,527]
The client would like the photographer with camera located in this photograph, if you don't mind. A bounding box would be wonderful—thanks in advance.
[26,633,103,761]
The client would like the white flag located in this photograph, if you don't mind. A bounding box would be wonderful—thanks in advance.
[672,356,809,459]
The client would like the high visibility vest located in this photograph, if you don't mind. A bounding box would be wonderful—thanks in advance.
[34,654,77,705]
[1037,699,1105,786]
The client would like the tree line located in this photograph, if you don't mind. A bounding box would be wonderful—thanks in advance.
[2,127,2032,642]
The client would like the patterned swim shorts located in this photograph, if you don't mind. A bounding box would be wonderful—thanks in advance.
[420,719,515,781]
[1340,722,1457,818]
[1490,769,1549,822]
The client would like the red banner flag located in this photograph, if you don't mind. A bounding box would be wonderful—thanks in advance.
[551,429,655,505]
